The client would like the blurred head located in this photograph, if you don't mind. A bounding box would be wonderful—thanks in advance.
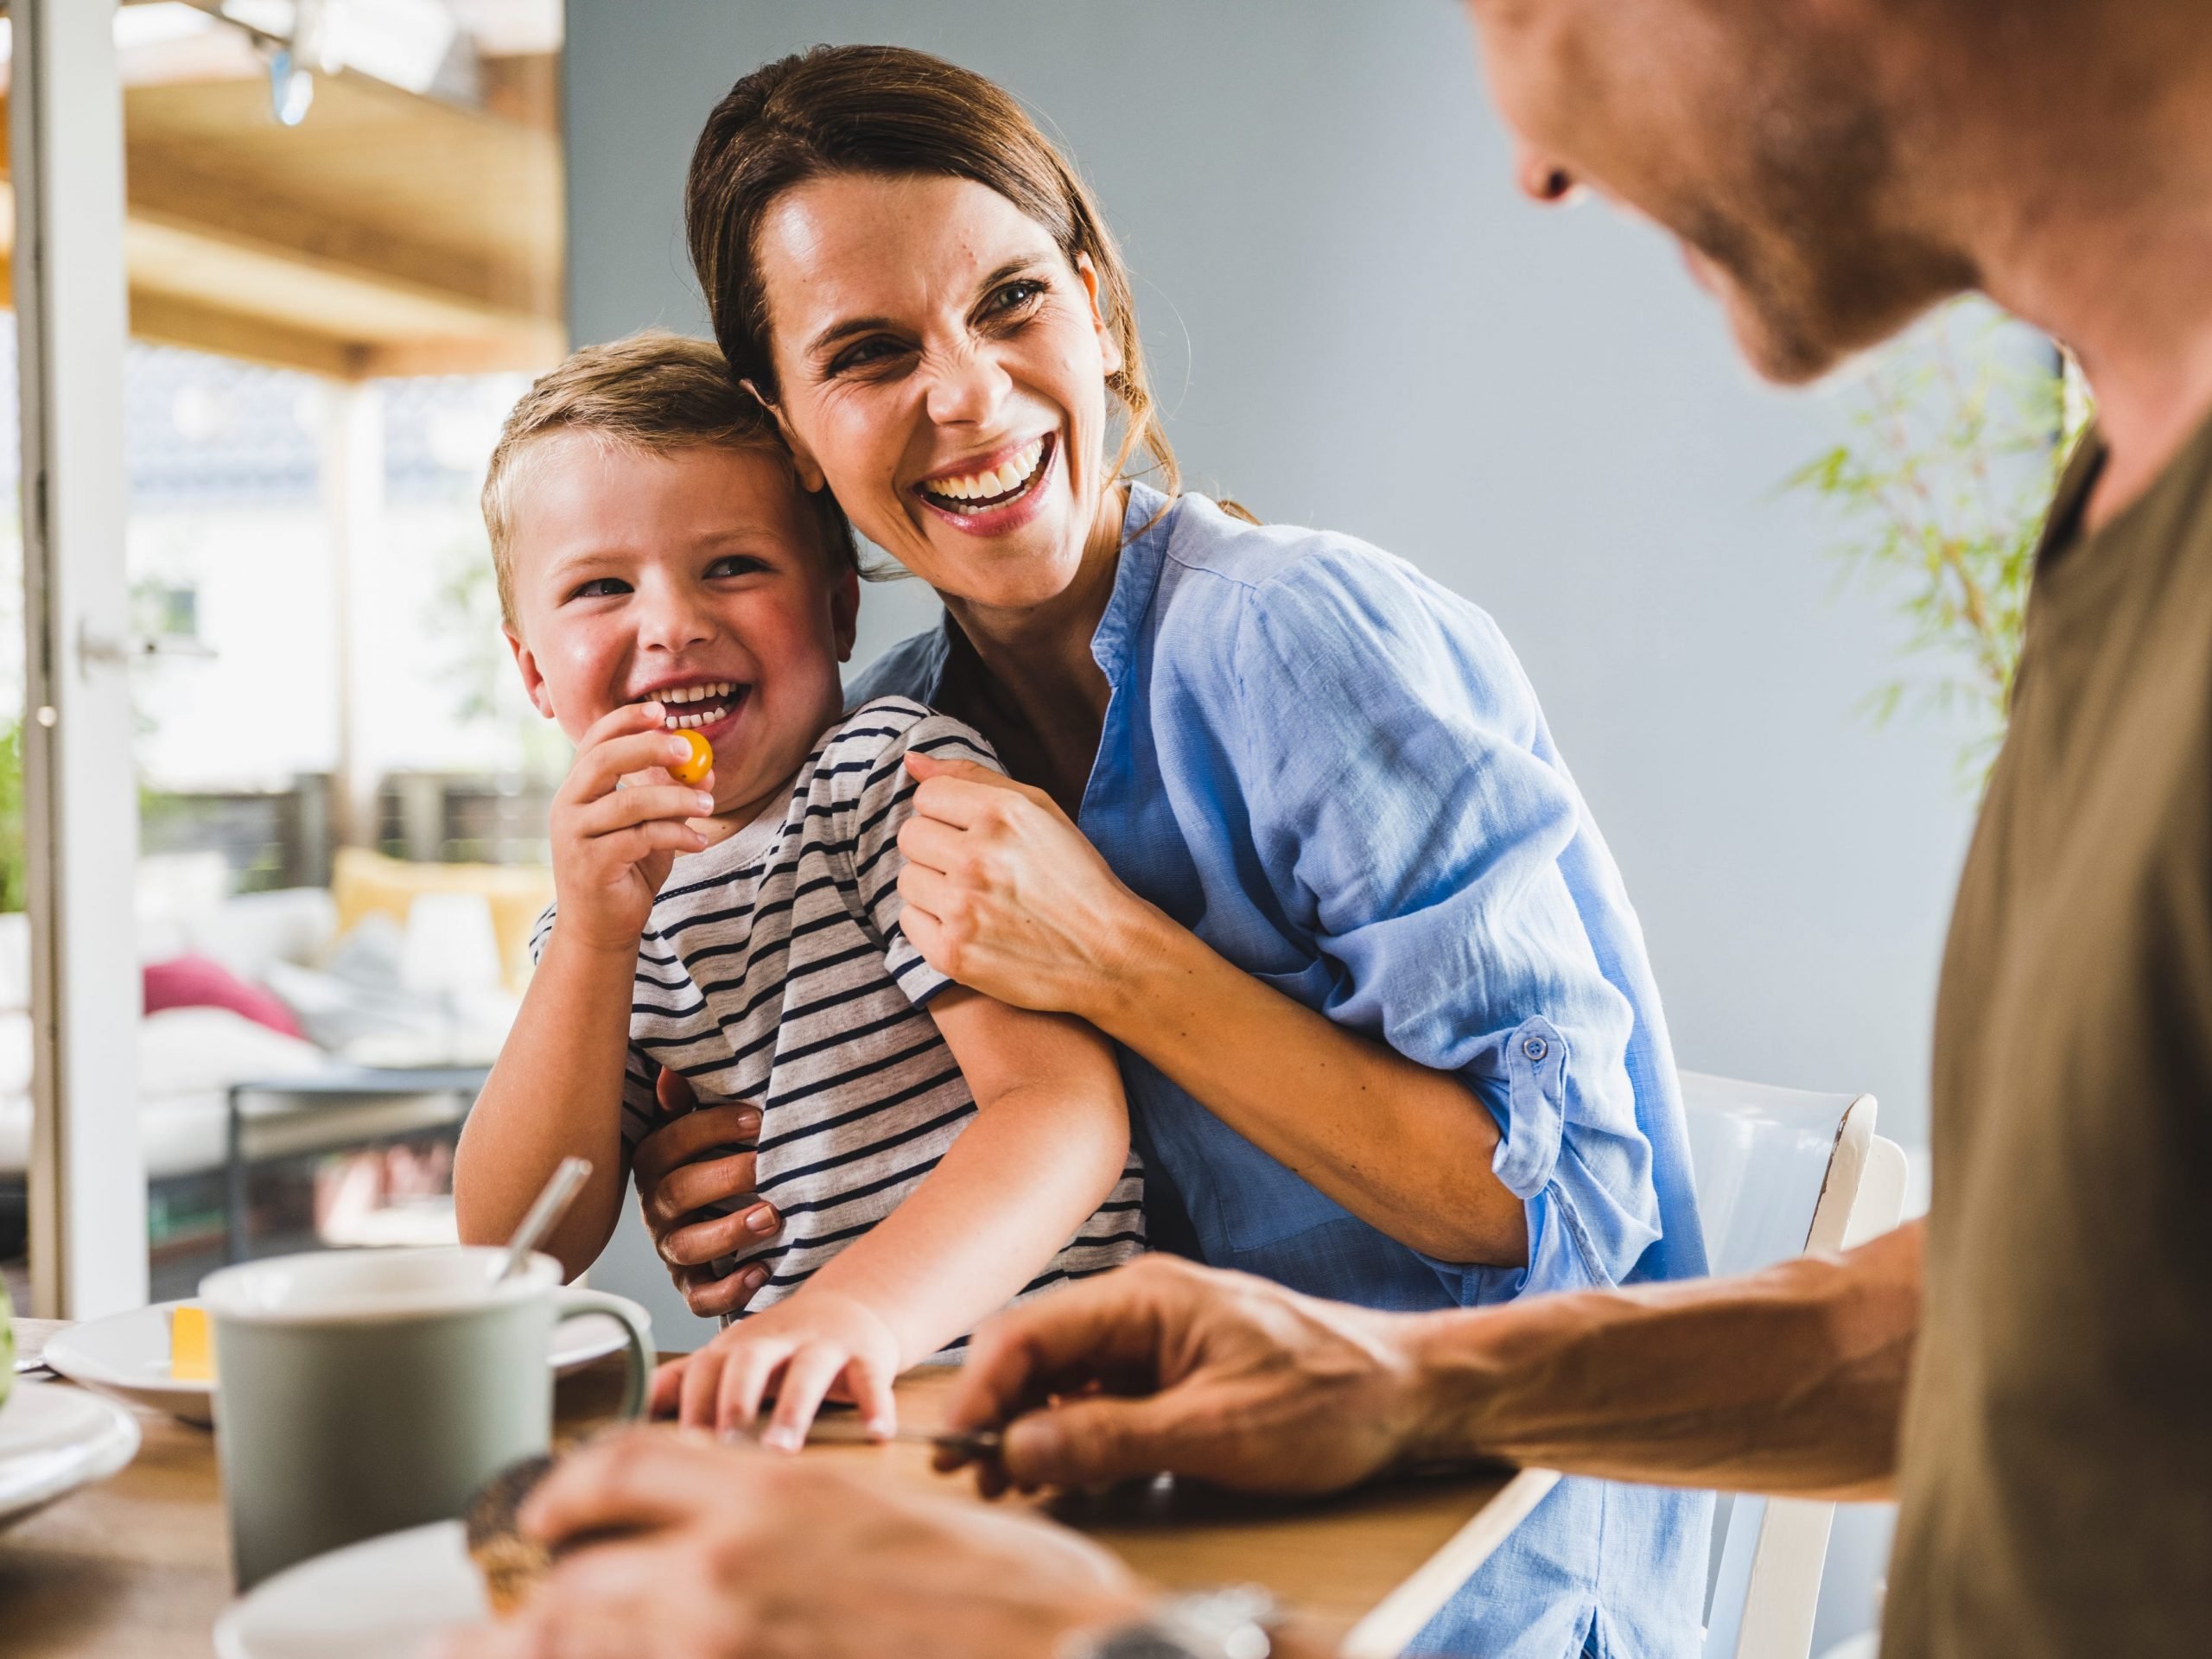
[685,44,1174,612]
[1464,0,1980,383]
[486,331,861,818]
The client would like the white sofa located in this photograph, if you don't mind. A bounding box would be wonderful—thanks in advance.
[0,884,339,1181]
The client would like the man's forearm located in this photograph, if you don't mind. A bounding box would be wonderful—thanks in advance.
[1406,1220,1923,1500]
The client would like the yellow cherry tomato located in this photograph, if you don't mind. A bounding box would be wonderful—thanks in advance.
[669,728,714,786]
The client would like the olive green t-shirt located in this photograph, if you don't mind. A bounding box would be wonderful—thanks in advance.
[1885,406,2212,1658]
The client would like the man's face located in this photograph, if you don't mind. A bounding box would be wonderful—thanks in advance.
[1464,0,1974,383]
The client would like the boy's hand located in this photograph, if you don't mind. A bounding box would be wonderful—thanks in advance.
[550,702,719,954]
[652,1288,900,1447]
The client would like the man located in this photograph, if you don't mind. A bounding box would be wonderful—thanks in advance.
[453,2,2212,1655]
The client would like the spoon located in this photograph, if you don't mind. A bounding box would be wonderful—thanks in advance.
[499,1156,593,1281]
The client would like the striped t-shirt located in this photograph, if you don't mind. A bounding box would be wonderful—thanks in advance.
[530,696,1144,1333]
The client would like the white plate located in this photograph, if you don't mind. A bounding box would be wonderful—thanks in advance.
[0,1380,143,1532]
[44,1296,646,1426]
[214,1519,486,1659]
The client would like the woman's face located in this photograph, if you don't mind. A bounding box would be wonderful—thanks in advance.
[752,172,1125,612]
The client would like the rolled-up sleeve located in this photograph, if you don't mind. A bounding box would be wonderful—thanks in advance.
[1229,550,1663,1299]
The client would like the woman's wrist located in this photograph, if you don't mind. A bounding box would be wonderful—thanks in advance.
[1082,893,1197,1036]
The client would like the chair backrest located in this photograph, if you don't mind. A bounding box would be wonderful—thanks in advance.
[1679,1071,1907,1659]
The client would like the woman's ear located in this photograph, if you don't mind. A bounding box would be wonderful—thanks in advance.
[743,378,828,492]
[1072,252,1125,377]
[505,626,558,721]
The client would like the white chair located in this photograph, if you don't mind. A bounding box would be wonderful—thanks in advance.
[1681,1071,1910,1659]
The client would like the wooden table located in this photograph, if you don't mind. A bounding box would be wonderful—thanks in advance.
[3,1319,1558,1657]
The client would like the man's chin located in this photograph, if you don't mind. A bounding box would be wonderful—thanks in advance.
[1719,284,1852,387]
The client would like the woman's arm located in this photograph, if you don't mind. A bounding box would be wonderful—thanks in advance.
[666,986,1134,1441]
[896,769,1524,1265]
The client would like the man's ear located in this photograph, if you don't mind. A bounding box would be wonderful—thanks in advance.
[1072,252,1124,378]
[830,565,861,664]
[742,379,827,492]
[506,626,558,721]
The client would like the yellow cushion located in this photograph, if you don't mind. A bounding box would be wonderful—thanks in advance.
[329,848,554,992]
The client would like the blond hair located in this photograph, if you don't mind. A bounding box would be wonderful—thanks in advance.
[685,45,1178,498]
[481,329,859,627]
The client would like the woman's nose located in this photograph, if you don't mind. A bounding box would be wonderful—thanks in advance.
[922,342,1014,429]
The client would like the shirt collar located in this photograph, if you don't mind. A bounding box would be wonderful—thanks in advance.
[918,480,1179,697]
[1089,480,1179,689]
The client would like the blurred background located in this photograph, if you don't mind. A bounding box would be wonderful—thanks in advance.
[2,0,567,1301]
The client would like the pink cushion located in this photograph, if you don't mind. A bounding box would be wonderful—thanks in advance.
[143,954,306,1041]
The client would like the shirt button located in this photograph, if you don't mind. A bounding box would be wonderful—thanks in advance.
[1522,1035,1548,1062]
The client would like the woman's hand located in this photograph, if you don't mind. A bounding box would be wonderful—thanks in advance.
[944,1254,1438,1498]
[433,1428,1153,1659]
[632,1070,780,1319]
[894,753,1160,1022]
[653,1287,901,1446]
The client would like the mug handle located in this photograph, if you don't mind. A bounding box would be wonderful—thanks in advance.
[555,1288,655,1421]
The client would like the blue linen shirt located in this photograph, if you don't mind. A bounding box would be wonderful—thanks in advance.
[852,485,1712,1659]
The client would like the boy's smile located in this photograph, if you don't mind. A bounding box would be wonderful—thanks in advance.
[504,434,860,826]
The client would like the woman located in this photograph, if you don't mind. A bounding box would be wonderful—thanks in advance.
[635,44,1708,1659]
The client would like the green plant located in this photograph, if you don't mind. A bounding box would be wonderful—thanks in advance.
[1788,300,2090,781]
[0,720,23,914]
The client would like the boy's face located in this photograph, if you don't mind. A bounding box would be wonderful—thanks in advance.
[505,435,860,822]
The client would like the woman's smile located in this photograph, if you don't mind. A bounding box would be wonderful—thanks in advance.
[912,431,1058,534]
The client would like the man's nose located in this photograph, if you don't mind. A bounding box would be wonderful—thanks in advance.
[922,341,1013,429]
[1515,147,1581,207]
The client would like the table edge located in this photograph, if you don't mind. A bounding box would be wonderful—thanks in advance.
[1337,1468,1562,1658]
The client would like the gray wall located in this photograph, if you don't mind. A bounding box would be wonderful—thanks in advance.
[564,0,1969,1322]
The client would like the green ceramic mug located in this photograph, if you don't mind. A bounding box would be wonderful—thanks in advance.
[200,1245,652,1589]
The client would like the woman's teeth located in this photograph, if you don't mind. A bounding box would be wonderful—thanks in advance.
[921,436,1047,510]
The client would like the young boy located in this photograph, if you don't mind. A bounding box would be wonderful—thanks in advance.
[454,333,1141,1446]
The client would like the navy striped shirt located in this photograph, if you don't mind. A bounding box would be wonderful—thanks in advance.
[531,697,1143,1334]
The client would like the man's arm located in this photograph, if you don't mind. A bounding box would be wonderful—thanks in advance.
[1404,1218,1922,1499]
[948,1223,1923,1503]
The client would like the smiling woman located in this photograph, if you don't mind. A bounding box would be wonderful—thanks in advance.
[609,42,1719,1659]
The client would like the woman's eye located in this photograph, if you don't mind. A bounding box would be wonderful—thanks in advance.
[569,576,630,601]
[984,279,1046,318]
[825,334,908,378]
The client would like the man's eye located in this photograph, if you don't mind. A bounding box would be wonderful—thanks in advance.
[569,577,630,601]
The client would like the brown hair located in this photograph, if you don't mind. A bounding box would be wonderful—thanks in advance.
[684,44,1179,498]
[481,329,860,628]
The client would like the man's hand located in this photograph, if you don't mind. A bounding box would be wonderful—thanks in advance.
[551,703,718,954]
[433,1429,1151,1659]
[654,1287,901,1446]
[632,1069,779,1319]
[945,1255,1436,1497]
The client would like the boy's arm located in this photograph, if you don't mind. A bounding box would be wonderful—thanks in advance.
[807,988,1130,1356]
[454,701,718,1278]
[453,925,638,1278]
[672,987,1132,1441]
